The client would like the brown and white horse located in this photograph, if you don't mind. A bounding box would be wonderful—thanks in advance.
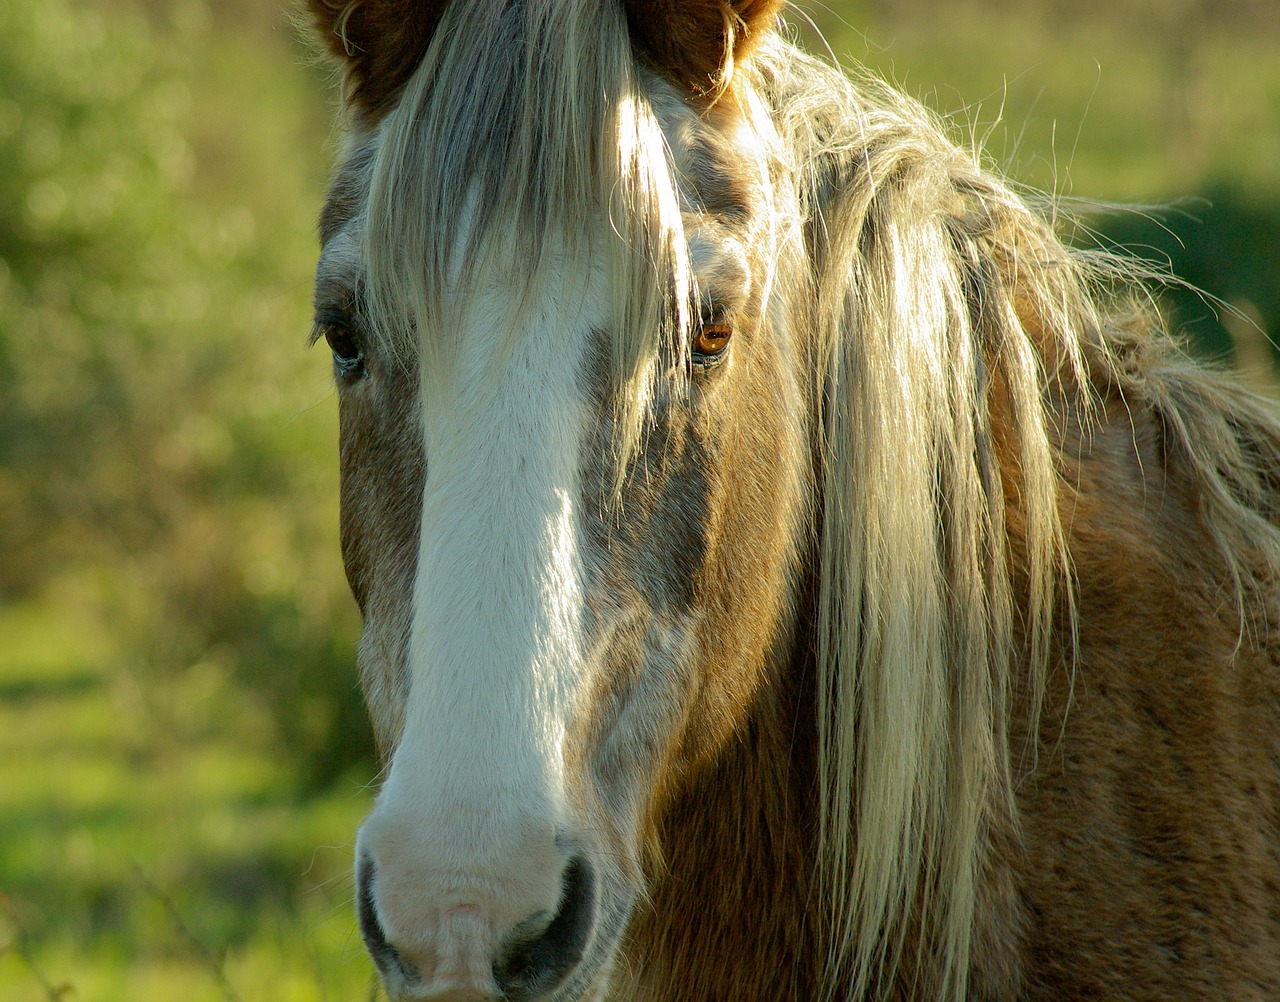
[304,2,1280,999]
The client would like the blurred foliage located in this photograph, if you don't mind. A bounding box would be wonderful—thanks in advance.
[0,0,1276,999]
[1084,185,1280,366]
[0,2,375,995]
[0,0,372,782]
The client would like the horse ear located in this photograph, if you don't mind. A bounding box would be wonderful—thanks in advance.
[624,0,785,95]
[307,1,448,122]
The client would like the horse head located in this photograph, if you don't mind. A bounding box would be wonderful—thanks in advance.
[307,2,811,998]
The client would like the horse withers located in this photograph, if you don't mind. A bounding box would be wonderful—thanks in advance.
[305,2,1280,999]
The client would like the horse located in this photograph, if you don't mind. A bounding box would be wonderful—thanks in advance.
[303,2,1280,999]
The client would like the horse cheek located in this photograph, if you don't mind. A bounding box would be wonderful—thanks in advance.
[337,372,424,756]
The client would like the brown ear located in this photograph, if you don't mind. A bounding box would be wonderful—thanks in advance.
[624,0,785,96]
[307,1,449,122]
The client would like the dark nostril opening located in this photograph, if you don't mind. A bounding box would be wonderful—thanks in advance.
[356,854,416,983]
[494,855,596,1000]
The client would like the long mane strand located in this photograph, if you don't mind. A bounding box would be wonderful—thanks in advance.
[754,45,1084,999]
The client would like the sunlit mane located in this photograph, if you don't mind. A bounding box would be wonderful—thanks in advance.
[363,0,693,470]
[725,39,1077,998]
[744,38,1280,1000]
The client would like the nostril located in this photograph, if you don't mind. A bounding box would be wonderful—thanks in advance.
[356,854,415,983]
[494,855,596,999]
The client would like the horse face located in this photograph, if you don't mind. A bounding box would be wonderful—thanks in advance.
[310,4,797,1000]
[314,98,806,1001]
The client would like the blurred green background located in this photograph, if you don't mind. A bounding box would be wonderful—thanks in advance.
[0,1,1276,999]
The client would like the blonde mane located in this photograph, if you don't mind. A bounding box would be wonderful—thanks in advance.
[732,43,1075,997]
[750,38,1280,1001]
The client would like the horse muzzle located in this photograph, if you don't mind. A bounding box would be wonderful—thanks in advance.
[355,833,598,1001]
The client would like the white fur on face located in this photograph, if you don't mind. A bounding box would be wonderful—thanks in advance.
[356,232,604,989]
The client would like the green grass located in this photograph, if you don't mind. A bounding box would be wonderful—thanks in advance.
[0,597,376,1002]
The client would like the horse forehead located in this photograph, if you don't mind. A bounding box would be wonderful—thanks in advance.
[316,81,763,253]
[319,133,378,249]
[649,82,765,221]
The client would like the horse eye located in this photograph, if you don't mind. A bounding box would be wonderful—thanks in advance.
[322,324,365,377]
[693,322,732,359]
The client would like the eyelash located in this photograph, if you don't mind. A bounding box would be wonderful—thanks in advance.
[314,309,366,380]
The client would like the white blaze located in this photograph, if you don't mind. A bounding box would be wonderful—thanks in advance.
[359,244,602,985]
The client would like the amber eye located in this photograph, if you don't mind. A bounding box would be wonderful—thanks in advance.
[693,322,732,359]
